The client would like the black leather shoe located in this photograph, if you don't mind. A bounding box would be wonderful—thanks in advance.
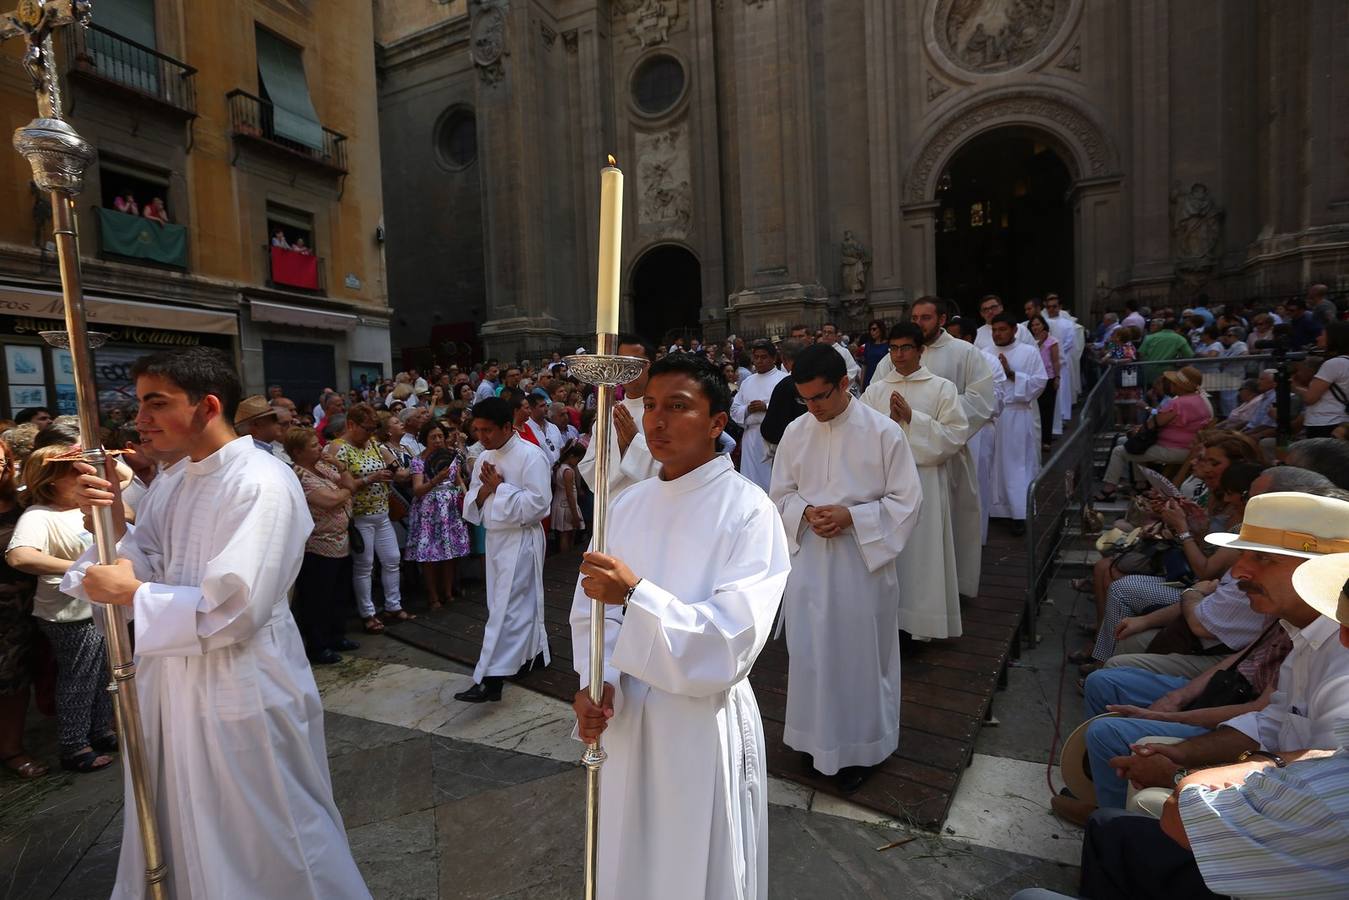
[333,639,360,652]
[309,649,343,666]
[836,765,874,795]
[454,679,503,703]
[1011,519,1026,536]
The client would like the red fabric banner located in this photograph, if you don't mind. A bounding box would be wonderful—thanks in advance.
[270,246,319,290]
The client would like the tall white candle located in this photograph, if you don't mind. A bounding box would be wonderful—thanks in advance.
[596,156,623,334]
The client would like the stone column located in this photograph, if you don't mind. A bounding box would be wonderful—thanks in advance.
[862,0,904,311]
[725,0,827,336]
[898,201,939,307]
[1126,0,1172,292]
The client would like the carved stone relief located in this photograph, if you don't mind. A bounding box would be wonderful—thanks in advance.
[926,74,950,101]
[623,0,677,48]
[635,128,692,237]
[840,230,870,297]
[1056,40,1081,72]
[539,22,556,49]
[471,0,508,85]
[1170,182,1224,274]
[906,91,1114,202]
[933,0,1070,75]
[562,29,578,54]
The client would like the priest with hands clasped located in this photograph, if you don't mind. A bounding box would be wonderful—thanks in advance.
[571,354,790,900]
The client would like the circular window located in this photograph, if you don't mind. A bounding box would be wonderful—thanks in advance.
[631,55,686,116]
[436,109,477,169]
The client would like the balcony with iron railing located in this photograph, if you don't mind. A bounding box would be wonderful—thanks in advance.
[227,90,348,175]
[65,24,197,118]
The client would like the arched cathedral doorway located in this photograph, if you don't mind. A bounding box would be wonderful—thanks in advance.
[934,129,1074,317]
[631,244,702,347]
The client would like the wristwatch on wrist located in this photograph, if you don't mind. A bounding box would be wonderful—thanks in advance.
[1176,531,1193,543]
[1172,767,1190,786]
[621,579,641,613]
[1236,749,1287,767]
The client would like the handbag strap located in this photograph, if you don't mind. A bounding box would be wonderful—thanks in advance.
[1222,618,1283,670]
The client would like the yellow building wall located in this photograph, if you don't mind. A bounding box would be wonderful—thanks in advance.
[374,0,467,46]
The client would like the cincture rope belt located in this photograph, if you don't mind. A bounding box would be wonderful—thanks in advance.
[1237,524,1349,554]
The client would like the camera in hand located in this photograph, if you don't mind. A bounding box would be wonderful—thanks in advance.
[424,449,454,481]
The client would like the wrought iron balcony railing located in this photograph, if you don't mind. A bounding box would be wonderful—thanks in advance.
[66,23,197,117]
[227,90,348,175]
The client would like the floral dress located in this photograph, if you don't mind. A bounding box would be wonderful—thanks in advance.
[404,455,470,562]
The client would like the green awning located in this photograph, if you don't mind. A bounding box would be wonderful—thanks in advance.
[89,0,159,94]
[254,29,323,151]
[97,207,187,268]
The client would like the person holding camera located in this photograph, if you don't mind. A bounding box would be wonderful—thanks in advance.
[1293,321,1349,437]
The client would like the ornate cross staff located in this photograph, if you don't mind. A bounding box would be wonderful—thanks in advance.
[2,3,168,896]
[565,157,646,900]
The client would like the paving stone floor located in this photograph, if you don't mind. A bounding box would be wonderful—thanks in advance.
[0,580,1090,900]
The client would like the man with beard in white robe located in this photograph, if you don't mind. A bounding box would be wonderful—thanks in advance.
[63,347,369,900]
[862,323,968,640]
[974,294,1034,353]
[770,344,922,793]
[987,314,1049,535]
[458,395,552,702]
[729,339,788,492]
[571,354,788,900]
[1024,297,1075,435]
[875,298,1000,595]
[579,334,659,498]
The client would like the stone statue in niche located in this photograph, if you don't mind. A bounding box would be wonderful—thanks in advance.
[936,0,1065,74]
[1170,182,1224,273]
[629,0,676,49]
[840,230,870,296]
[637,129,692,235]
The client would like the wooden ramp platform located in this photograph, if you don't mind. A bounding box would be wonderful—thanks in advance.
[385,525,1027,831]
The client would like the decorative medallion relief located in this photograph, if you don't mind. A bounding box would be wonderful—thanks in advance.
[635,128,692,237]
[1170,183,1224,276]
[470,0,508,85]
[933,0,1070,75]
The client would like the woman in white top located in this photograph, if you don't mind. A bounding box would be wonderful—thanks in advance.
[6,445,110,772]
[1296,321,1349,437]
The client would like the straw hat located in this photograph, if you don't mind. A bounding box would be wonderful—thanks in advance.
[1206,492,1349,559]
[1060,713,1119,805]
[233,395,277,426]
[1292,552,1349,626]
[1162,365,1203,393]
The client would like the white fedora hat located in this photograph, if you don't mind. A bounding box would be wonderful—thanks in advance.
[1292,552,1349,626]
[1205,492,1349,559]
[1059,713,1119,806]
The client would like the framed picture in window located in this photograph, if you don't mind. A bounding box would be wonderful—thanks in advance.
[5,345,45,385]
[9,385,47,410]
[53,349,75,385]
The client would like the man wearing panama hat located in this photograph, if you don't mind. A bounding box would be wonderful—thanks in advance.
[235,393,293,459]
[1013,515,1349,900]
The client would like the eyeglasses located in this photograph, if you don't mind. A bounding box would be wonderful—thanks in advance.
[800,384,839,404]
[888,344,919,354]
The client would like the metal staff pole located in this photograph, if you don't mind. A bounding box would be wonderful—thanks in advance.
[5,3,168,896]
[565,340,647,900]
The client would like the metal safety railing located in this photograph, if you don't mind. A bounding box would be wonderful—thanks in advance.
[1022,350,1286,644]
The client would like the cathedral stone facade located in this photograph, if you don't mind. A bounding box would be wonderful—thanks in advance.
[377,0,1349,361]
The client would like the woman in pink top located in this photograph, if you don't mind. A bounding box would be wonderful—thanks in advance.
[1029,315,1060,450]
[1097,365,1212,498]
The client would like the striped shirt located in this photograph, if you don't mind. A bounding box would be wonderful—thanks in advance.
[1179,718,1349,898]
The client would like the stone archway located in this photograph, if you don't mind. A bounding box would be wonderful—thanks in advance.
[902,89,1124,318]
[629,243,703,347]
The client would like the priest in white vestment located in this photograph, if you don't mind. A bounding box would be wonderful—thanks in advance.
[986,315,1049,532]
[460,396,552,701]
[820,323,861,392]
[878,298,1000,596]
[861,323,969,640]
[729,340,788,492]
[571,354,788,900]
[975,294,1034,352]
[63,347,369,900]
[770,345,921,791]
[579,335,659,498]
[1025,297,1075,432]
[1045,294,1083,404]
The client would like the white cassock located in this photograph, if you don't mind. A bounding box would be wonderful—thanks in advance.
[571,455,789,900]
[861,367,969,639]
[61,437,368,900]
[831,341,861,393]
[988,341,1048,521]
[730,368,788,492]
[579,393,660,499]
[463,432,552,681]
[770,399,922,774]
[975,321,1035,353]
[969,346,1003,544]
[882,331,1000,596]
